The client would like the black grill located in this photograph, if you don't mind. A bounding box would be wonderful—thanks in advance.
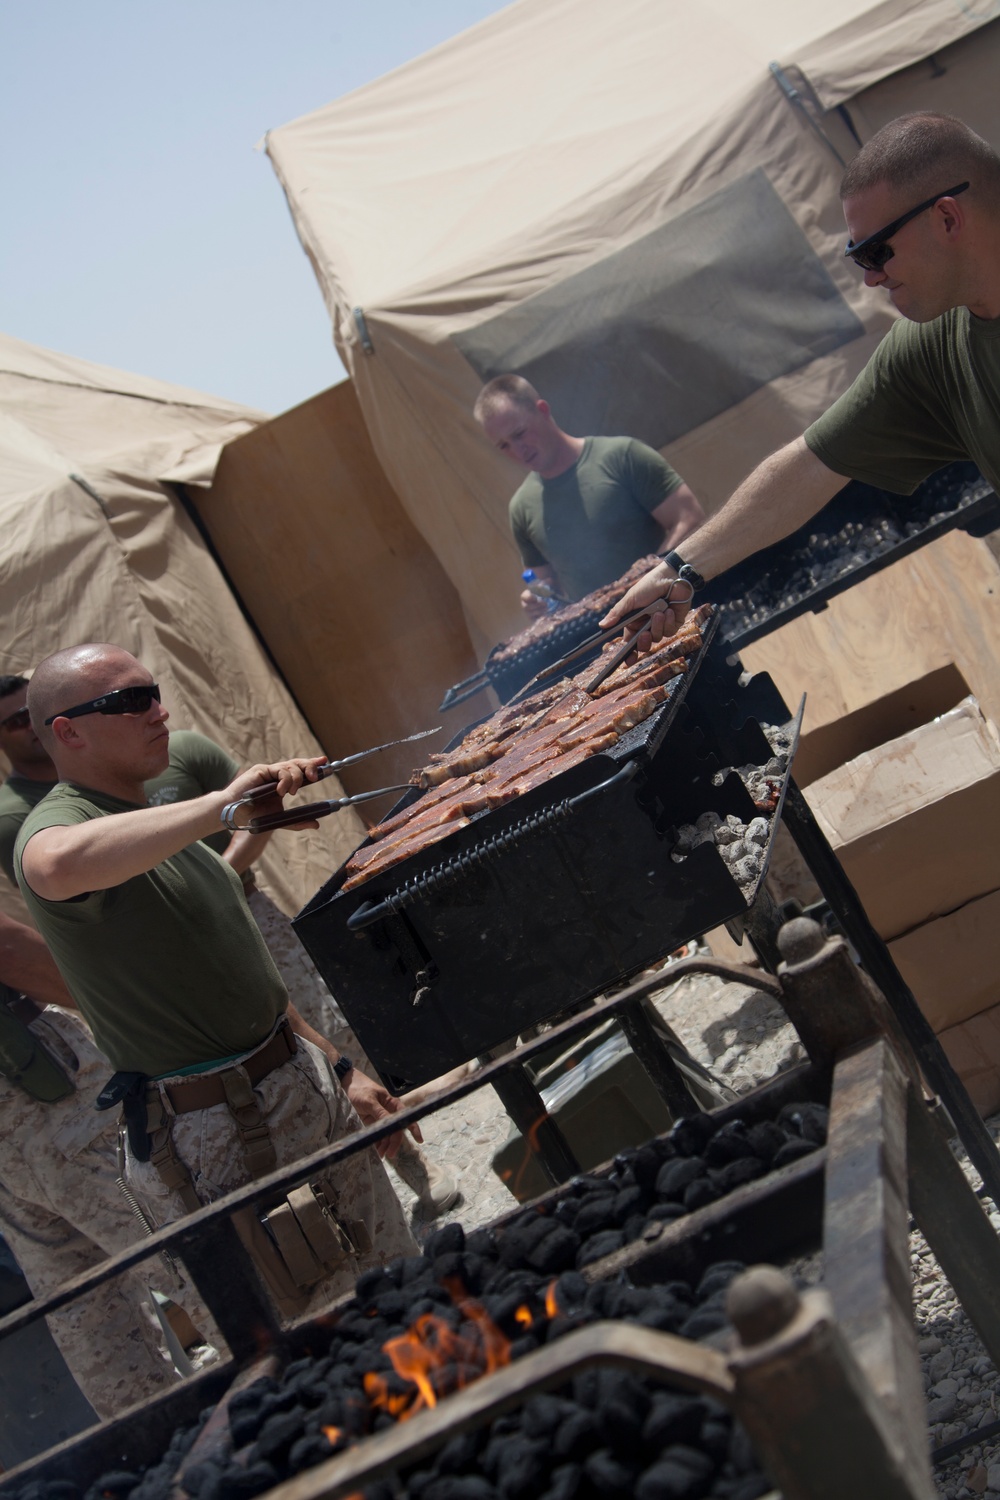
[295,621,798,1093]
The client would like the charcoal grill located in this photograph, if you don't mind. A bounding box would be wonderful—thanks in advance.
[440,462,1000,709]
[713,460,999,650]
[295,617,799,1096]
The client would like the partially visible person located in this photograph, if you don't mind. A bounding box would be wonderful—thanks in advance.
[16,645,416,1319]
[0,909,219,1417]
[601,113,1000,650]
[0,674,57,882]
[473,375,704,617]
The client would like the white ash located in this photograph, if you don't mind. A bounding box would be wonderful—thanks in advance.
[670,811,771,895]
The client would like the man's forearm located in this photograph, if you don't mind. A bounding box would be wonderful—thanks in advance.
[674,438,848,583]
[21,793,230,902]
[222,827,273,876]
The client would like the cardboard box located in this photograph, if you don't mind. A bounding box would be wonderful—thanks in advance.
[938,1001,1000,1118]
[887,886,1000,1034]
[805,697,1000,941]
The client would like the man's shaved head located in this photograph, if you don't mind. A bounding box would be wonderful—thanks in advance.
[27,645,143,746]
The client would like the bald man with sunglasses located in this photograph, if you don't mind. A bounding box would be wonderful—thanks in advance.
[601,112,1000,648]
[14,644,416,1319]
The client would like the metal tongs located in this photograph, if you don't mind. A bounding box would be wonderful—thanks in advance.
[508,580,694,705]
[222,784,413,835]
[219,725,442,835]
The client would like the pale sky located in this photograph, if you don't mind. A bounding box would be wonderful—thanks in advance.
[0,1,510,415]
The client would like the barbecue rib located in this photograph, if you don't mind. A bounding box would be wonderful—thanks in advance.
[488,553,663,665]
[342,605,712,891]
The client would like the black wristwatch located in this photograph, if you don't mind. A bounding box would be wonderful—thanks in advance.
[333,1054,354,1082]
[663,550,706,592]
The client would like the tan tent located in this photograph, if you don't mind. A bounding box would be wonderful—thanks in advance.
[0,333,363,924]
[265,0,1000,648]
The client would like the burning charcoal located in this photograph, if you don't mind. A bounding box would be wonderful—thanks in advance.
[743,1120,786,1164]
[542,1462,585,1500]
[576,1227,626,1266]
[248,1408,308,1467]
[683,1176,721,1210]
[436,1428,487,1473]
[613,1183,648,1224]
[704,1121,753,1167]
[527,1224,580,1274]
[696,1262,746,1301]
[496,1212,556,1267]
[509,1330,542,1360]
[227,1376,278,1425]
[709,1157,766,1195]
[552,1269,588,1308]
[647,1201,687,1224]
[670,1114,715,1154]
[630,1143,663,1189]
[636,1445,716,1500]
[573,1191,617,1236]
[635,1297,685,1334]
[432,1250,468,1283]
[521,1391,578,1438]
[214,1462,280,1499]
[696,811,723,832]
[745,817,769,846]
[180,1462,221,1497]
[584,1448,640,1496]
[601,1283,652,1321]
[425,1221,466,1258]
[84,1478,139,1500]
[655,1156,705,1201]
[424,1478,498,1500]
[554,1195,582,1225]
[778,1101,829,1144]
[493,1436,549,1497]
[554,1409,602,1461]
[401,1253,437,1286]
[771,1136,817,1168]
[465,1226,496,1257]
[288,1433,341,1474]
[642,1392,706,1451]
[679,1302,729,1340]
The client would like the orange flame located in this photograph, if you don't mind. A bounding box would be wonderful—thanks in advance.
[321,1424,343,1446]
[361,1278,512,1425]
[514,1305,533,1329]
[544,1280,560,1321]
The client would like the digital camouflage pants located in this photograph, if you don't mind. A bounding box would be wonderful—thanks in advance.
[0,1007,216,1419]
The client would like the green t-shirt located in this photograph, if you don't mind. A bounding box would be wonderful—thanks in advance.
[509,435,684,601]
[805,307,1000,496]
[145,730,239,856]
[0,775,55,883]
[13,782,287,1076]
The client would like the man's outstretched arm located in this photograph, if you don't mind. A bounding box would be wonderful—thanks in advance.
[602,438,849,647]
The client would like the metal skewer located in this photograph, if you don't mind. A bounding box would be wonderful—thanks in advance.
[238,727,441,805]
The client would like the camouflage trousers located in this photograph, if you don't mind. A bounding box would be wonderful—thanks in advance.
[0,1007,216,1420]
[127,1030,417,1321]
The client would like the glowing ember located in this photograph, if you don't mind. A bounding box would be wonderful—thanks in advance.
[545,1280,560,1321]
[362,1278,512,1424]
[514,1305,533,1329]
[321,1424,343,1446]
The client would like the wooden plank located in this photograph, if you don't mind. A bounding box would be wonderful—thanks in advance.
[907,1094,1000,1374]
[823,1039,934,1496]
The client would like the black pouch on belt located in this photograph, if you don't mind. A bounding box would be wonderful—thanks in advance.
[95,1070,150,1161]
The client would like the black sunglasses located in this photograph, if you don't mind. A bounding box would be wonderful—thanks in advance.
[45,684,161,726]
[0,706,31,732]
[844,182,969,271]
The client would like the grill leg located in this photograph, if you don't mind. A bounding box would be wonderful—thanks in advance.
[618,1000,700,1118]
[782,778,1000,1215]
[743,884,786,974]
[483,1057,582,1188]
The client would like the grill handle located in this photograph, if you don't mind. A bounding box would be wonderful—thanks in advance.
[346,758,641,932]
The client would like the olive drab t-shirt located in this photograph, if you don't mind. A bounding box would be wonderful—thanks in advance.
[145,730,239,857]
[805,307,1000,497]
[0,775,53,883]
[509,436,684,601]
[13,781,287,1077]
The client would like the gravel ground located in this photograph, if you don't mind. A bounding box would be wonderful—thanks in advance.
[391,960,1000,1497]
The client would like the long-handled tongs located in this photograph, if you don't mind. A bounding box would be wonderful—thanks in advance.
[221,784,413,835]
[508,581,694,706]
[232,726,441,808]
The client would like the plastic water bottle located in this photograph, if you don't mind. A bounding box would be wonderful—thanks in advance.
[522,569,564,612]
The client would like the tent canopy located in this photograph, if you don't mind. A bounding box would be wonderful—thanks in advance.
[266,0,1000,648]
[0,333,363,921]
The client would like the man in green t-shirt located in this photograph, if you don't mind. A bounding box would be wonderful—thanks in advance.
[601,112,1000,647]
[473,375,704,616]
[0,674,57,883]
[15,643,416,1315]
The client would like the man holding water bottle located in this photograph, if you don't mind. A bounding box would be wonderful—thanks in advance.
[473,374,704,618]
